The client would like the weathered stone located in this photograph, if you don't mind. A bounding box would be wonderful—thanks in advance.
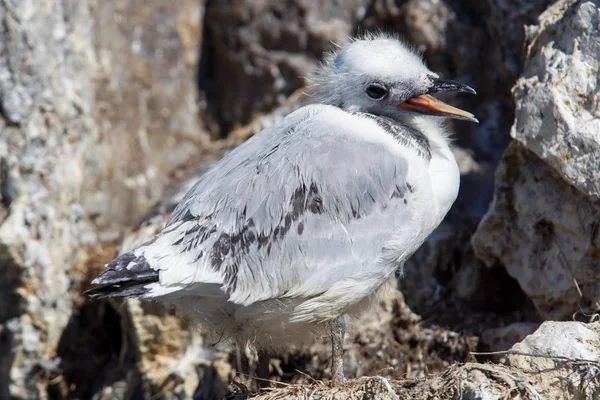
[472,0,600,321]
[473,143,600,320]
[507,321,600,370]
[200,0,367,135]
[511,0,600,201]
[481,322,540,354]
[86,0,210,230]
[0,1,99,398]
[506,321,600,400]
[0,0,211,398]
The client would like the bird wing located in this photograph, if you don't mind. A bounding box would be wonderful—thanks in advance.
[89,105,428,312]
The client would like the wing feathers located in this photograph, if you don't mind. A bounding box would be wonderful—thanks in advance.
[88,105,426,307]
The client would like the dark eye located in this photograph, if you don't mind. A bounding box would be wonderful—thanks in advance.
[366,84,388,99]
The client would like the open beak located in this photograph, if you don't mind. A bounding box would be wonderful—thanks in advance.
[398,78,479,123]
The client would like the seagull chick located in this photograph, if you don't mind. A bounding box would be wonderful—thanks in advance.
[86,33,477,386]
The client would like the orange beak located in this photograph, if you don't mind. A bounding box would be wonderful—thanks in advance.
[399,94,479,123]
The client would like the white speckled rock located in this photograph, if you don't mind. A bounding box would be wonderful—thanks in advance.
[0,2,99,398]
[511,0,600,200]
[505,321,600,400]
[473,143,600,320]
[508,321,600,369]
[472,0,600,321]
[0,1,209,398]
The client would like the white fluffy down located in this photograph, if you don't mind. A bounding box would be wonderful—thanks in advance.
[120,33,461,353]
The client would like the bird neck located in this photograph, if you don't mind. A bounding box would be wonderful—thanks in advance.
[398,115,452,152]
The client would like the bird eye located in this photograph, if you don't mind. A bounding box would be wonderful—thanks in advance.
[366,84,388,99]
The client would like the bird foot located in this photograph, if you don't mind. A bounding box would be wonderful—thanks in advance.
[329,371,347,387]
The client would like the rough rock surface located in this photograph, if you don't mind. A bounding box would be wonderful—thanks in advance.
[200,0,367,135]
[87,0,211,231]
[473,143,600,320]
[507,321,600,368]
[2,0,598,399]
[0,0,209,398]
[0,2,99,398]
[505,321,600,400]
[511,0,600,201]
[473,0,600,321]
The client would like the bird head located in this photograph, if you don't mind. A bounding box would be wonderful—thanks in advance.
[309,34,478,124]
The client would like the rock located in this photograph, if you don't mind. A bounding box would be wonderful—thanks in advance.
[506,321,600,399]
[0,0,211,398]
[400,222,474,315]
[85,0,211,230]
[0,2,99,398]
[481,322,540,354]
[473,143,600,320]
[511,0,600,201]
[473,0,600,320]
[200,0,368,135]
[507,321,600,369]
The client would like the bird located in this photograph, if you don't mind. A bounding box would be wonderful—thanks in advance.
[85,33,477,387]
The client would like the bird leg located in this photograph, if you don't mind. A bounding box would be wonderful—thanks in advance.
[329,315,347,386]
[255,350,271,389]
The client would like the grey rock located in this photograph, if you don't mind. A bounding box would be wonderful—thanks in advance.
[0,1,99,398]
[481,322,540,354]
[200,0,368,135]
[506,321,600,399]
[473,143,600,320]
[507,321,600,368]
[0,0,210,398]
[511,0,600,201]
[85,0,210,230]
[472,0,600,321]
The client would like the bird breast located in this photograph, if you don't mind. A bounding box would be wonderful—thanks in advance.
[427,145,460,227]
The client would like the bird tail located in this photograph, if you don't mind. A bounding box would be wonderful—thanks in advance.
[84,251,159,300]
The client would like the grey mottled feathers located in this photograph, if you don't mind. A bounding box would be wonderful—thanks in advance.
[87,104,422,306]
